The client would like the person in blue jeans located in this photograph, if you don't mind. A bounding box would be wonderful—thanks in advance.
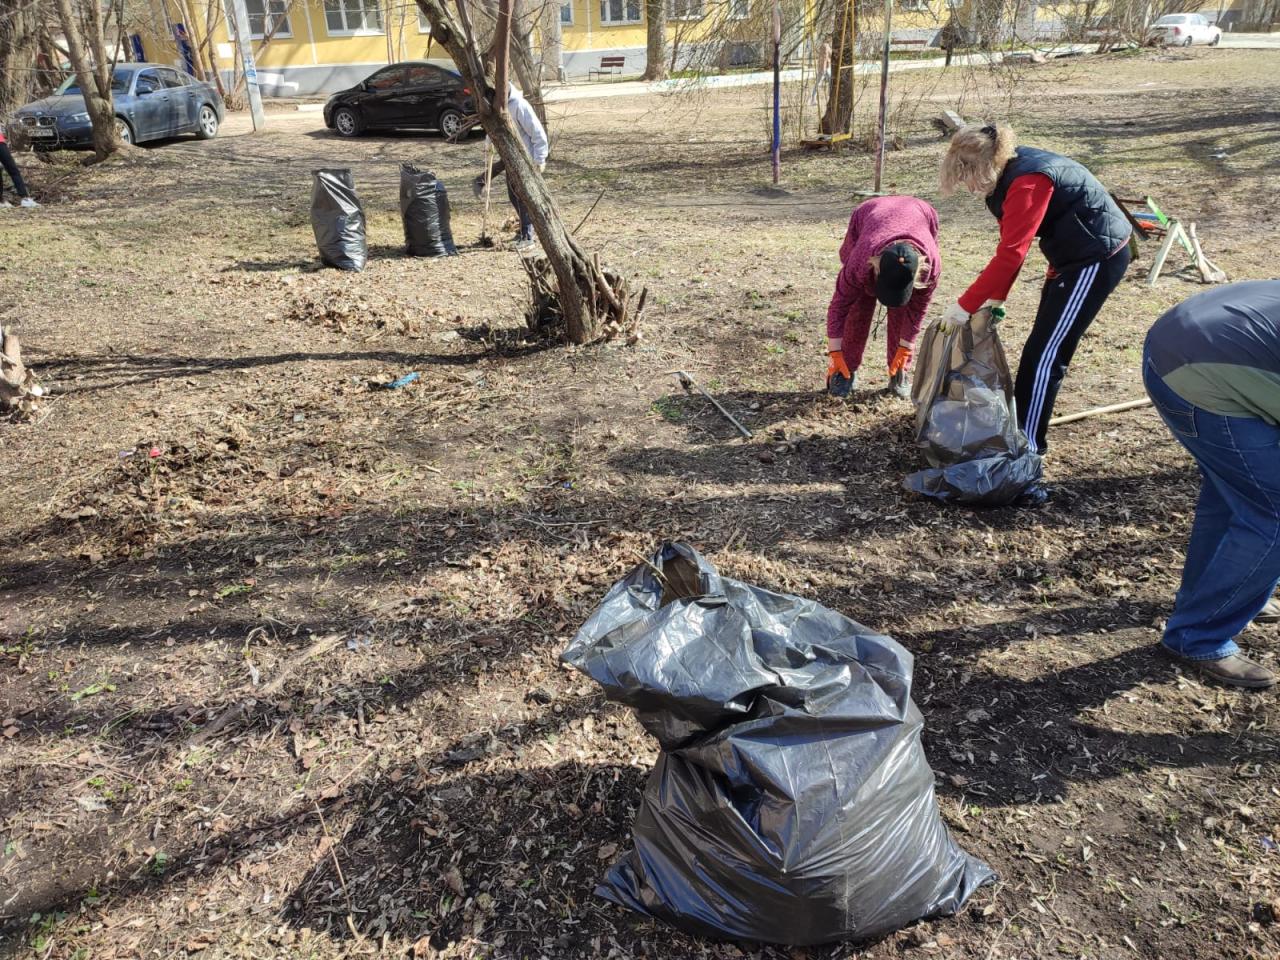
[1143,280,1280,689]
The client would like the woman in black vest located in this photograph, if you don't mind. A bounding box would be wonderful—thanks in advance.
[938,123,1131,461]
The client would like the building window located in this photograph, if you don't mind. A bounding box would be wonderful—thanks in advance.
[668,0,703,19]
[897,0,930,10]
[324,0,384,35]
[599,0,640,24]
[245,0,291,37]
[728,0,748,18]
[560,0,573,23]
[418,7,430,31]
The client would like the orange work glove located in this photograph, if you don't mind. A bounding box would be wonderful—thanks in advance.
[827,351,851,382]
[888,344,912,376]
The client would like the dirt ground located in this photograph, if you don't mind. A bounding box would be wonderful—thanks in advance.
[2,45,1279,960]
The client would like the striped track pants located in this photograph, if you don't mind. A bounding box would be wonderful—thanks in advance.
[1014,245,1131,454]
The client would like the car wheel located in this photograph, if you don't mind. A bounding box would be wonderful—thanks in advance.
[1210,32,1220,45]
[333,106,362,138]
[116,117,134,145]
[1184,35,1193,45]
[437,107,465,142]
[196,104,219,140]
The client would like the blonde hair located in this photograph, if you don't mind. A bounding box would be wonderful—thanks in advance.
[940,123,1018,197]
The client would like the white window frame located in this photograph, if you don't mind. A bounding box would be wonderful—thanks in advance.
[418,7,430,31]
[245,0,292,38]
[560,0,574,24]
[599,0,641,25]
[668,0,703,20]
[897,0,929,11]
[324,0,385,36]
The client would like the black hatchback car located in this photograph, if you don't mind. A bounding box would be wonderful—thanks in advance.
[323,61,476,140]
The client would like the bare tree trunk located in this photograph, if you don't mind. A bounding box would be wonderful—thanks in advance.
[538,0,563,83]
[416,0,640,344]
[0,0,42,117]
[38,23,63,91]
[52,0,120,159]
[642,0,667,79]
[494,0,511,102]
[820,1,853,135]
[668,17,684,72]
[510,0,548,126]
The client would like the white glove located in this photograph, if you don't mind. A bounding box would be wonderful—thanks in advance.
[938,302,970,335]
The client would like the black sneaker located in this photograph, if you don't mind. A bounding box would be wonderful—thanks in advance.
[887,370,911,400]
[827,371,855,399]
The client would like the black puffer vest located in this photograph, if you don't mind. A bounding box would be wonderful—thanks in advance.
[986,147,1130,272]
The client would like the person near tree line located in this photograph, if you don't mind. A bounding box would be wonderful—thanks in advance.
[473,83,548,251]
[938,123,1129,471]
[1143,280,1280,689]
[825,195,940,401]
[0,126,39,209]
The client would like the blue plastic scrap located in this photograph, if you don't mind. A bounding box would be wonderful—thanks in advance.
[385,372,421,390]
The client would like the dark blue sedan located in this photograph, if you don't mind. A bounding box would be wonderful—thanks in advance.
[13,63,225,148]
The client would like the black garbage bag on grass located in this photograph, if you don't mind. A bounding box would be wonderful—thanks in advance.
[311,169,367,272]
[562,542,994,946]
[400,164,458,257]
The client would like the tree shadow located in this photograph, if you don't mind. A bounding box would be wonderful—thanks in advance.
[29,349,495,395]
[226,257,322,273]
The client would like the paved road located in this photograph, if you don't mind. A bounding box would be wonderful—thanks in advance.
[540,35,1277,103]
[1218,31,1280,48]
[277,32,1278,118]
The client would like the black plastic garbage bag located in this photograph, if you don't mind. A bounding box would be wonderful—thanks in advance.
[400,164,457,257]
[562,542,994,946]
[311,169,367,271]
[905,305,1042,506]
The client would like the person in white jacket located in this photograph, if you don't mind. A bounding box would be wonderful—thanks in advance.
[500,84,548,247]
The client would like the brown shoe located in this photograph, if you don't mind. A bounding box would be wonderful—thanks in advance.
[1162,647,1276,689]
[1254,598,1280,624]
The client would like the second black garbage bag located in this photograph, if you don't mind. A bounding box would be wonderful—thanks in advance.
[400,164,457,257]
[310,168,367,272]
[562,542,994,946]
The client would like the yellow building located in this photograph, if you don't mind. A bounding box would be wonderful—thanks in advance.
[131,0,956,96]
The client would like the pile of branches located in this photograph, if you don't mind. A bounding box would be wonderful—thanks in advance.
[521,255,646,344]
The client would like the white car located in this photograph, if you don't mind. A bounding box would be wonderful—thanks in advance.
[1148,13,1222,46]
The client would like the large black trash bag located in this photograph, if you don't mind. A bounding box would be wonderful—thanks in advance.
[905,305,1042,506]
[562,542,994,947]
[400,164,458,257]
[311,169,367,271]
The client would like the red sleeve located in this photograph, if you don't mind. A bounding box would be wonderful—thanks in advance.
[959,174,1054,313]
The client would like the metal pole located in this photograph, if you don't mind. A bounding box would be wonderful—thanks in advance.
[227,0,264,131]
[873,0,891,192]
[771,0,781,184]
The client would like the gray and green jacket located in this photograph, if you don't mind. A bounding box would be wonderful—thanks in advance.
[1145,280,1280,425]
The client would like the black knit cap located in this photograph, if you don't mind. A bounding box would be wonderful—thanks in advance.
[876,242,918,308]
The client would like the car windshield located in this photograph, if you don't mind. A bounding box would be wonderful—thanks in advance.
[1155,15,1187,24]
[57,71,133,96]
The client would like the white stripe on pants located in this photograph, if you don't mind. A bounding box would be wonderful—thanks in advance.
[1024,263,1099,453]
